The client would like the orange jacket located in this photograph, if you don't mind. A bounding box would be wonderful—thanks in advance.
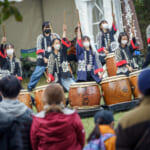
[99,125,116,150]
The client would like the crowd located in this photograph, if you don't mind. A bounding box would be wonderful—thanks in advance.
[0,68,150,150]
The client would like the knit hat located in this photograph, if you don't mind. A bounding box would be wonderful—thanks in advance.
[138,69,150,96]
[94,110,114,124]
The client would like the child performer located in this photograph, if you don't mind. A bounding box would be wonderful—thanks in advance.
[0,37,22,80]
[27,21,59,91]
[115,27,139,76]
[47,24,75,91]
[76,22,103,83]
[96,13,117,65]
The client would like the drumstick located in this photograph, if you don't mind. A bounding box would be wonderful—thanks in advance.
[132,69,138,72]
[101,68,107,76]
[131,15,134,28]
[49,23,54,33]
[44,71,48,79]
[3,24,6,37]
[111,0,114,15]
[77,9,80,24]
[64,10,66,25]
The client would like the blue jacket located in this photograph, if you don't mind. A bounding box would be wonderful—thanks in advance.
[76,39,103,83]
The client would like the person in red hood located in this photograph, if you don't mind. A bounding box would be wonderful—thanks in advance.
[30,83,85,150]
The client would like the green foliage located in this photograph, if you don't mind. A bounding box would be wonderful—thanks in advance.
[134,0,150,54]
[0,0,22,24]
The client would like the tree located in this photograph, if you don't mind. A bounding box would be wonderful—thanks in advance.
[0,0,23,24]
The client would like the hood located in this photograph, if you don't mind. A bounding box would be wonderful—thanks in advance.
[0,112,17,135]
[0,99,28,117]
[33,109,77,143]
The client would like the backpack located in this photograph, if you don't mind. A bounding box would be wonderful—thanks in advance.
[83,133,115,150]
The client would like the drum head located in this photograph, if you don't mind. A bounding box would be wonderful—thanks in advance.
[34,85,49,91]
[129,70,142,77]
[70,81,97,88]
[19,89,30,94]
[100,75,128,84]
[105,53,115,60]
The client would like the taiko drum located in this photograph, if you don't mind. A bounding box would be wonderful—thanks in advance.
[18,90,32,109]
[101,75,132,105]
[34,85,48,112]
[105,53,117,77]
[69,82,101,109]
[129,70,141,99]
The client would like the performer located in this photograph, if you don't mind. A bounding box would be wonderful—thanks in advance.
[0,37,22,80]
[76,22,103,83]
[96,13,117,65]
[115,27,139,76]
[142,25,150,69]
[67,27,78,75]
[47,24,75,92]
[27,21,59,91]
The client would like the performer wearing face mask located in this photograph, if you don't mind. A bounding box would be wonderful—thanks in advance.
[0,38,22,80]
[76,22,103,83]
[47,24,75,91]
[115,27,139,76]
[27,21,60,91]
[96,13,117,65]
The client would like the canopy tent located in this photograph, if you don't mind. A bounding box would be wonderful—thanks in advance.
[0,0,143,57]
[0,0,78,56]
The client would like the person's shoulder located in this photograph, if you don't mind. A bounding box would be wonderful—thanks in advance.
[37,34,44,40]
[119,103,149,129]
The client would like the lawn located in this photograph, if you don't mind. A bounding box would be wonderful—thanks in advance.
[22,76,127,140]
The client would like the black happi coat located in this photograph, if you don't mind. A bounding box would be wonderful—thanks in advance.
[115,37,139,75]
[96,23,117,65]
[0,44,22,80]
[48,38,72,82]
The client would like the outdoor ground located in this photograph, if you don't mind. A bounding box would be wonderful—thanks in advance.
[22,76,126,140]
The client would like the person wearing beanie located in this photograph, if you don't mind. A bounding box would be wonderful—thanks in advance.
[30,83,85,150]
[27,21,60,91]
[116,68,150,150]
[84,110,116,150]
[142,25,150,68]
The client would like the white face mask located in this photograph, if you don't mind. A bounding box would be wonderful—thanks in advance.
[54,44,61,50]
[102,23,109,29]
[83,41,90,48]
[121,40,128,45]
[6,49,14,56]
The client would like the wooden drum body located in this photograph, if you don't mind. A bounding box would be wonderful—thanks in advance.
[18,90,32,109]
[105,53,117,77]
[69,82,101,109]
[34,85,48,112]
[129,70,141,98]
[101,75,132,105]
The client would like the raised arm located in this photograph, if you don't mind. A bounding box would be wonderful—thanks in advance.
[77,22,81,40]
[62,24,67,38]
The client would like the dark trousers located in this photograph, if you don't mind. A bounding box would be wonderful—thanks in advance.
[142,46,150,69]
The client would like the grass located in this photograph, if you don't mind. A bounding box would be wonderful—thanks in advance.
[22,76,127,140]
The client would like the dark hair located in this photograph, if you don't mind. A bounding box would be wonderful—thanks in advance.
[51,38,61,50]
[0,76,21,98]
[42,21,50,30]
[118,32,129,44]
[87,123,101,142]
[75,27,78,32]
[4,43,14,49]
[82,36,93,54]
[99,20,108,31]
[43,83,65,113]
